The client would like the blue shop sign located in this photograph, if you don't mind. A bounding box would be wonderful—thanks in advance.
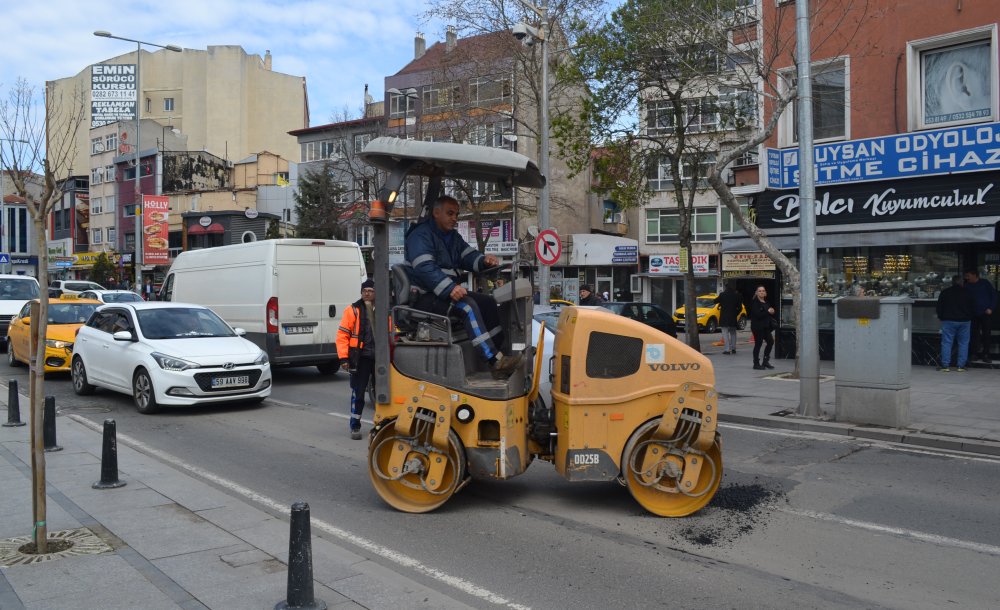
[767,122,1000,189]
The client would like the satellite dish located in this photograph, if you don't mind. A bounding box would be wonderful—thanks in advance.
[94,142,105,152]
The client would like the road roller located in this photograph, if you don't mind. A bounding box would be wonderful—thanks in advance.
[359,138,722,516]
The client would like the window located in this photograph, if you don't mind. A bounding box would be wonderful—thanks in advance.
[423,83,461,109]
[108,227,116,243]
[92,229,102,244]
[645,96,738,135]
[908,27,997,130]
[301,139,346,162]
[105,194,116,214]
[645,100,675,135]
[125,203,137,218]
[646,154,716,190]
[91,197,103,215]
[354,133,372,154]
[354,224,373,247]
[718,86,757,129]
[91,137,104,155]
[785,60,848,143]
[164,97,174,112]
[469,76,512,106]
[468,120,515,149]
[145,98,151,113]
[389,91,417,117]
[105,164,116,182]
[90,167,104,185]
[105,132,117,153]
[646,207,721,243]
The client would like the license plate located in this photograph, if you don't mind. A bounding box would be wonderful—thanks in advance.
[284,325,314,334]
[212,375,250,388]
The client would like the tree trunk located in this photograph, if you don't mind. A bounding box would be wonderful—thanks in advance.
[29,213,51,552]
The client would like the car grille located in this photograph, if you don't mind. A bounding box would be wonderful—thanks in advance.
[193,369,263,392]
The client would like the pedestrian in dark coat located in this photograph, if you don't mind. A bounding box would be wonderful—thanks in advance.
[714,283,743,354]
[936,275,975,371]
[963,268,997,363]
[749,285,776,370]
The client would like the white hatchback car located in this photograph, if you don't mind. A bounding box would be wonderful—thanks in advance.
[71,302,271,413]
[78,289,144,304]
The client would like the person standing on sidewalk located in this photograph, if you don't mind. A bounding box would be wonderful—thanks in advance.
[714,283,743,355]
[963,268,996,363]
[936,275,975,372]
[579,284,604,305]
[337,279,377,440]
[749,285,776,370]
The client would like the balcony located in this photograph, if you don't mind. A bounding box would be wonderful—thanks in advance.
[602,212,629,236]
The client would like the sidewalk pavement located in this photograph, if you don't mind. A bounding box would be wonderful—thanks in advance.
[3,338,999,610]
[700,333,1000,456]
[1,408,473,610]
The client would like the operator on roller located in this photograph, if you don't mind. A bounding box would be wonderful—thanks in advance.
[405,195,522,376]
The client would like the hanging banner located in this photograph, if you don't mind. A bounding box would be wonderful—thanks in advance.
[142,195,170,265]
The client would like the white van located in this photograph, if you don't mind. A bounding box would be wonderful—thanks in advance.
[160,239,367,373]
[0,275,41,351]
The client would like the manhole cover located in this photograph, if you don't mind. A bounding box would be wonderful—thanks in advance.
[0,527,113,566]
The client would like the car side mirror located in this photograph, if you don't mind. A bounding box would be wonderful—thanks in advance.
[20,317,30,325]
[233,328,247,336]
[112,330,135,342]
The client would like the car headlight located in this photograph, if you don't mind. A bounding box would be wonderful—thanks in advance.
[697,313,707,320]
[151,352,199,371]
[46,339,73,349]
[254,351,269,366]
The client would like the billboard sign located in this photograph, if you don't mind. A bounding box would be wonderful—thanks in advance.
[142,195,170,265]
[91,64,137,128]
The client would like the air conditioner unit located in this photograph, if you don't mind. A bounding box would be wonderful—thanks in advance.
[605,212,625,224]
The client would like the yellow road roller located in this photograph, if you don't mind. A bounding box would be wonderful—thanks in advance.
[359,138,721,516]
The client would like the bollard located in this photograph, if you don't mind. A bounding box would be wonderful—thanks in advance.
[275,502,326,610]
[43,396,63,452]
[92,419,126,489]
[3,379,25,427]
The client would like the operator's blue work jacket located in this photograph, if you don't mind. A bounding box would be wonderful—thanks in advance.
[405,220,486,300]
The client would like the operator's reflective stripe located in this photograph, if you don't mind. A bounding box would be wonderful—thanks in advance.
[433,277,453,296]
[411,253,435,267]
[461,246,476,258]
[455,300,497,360]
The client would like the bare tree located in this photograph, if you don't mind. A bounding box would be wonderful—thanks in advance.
[0,77,86,552]
[558,0,868,364]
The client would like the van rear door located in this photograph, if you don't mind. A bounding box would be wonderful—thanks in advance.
[317,243,366,351]
[275,243,327,361]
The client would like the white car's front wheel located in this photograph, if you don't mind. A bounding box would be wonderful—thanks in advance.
[71,357,95,395]
[132,368,161,414]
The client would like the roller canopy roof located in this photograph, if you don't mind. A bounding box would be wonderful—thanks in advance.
[359,137,545,189]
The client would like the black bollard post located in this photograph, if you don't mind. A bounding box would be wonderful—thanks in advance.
[275,502,326,610]
[92,419,126,489]
[43,396,63,452]
[3,379,25,427]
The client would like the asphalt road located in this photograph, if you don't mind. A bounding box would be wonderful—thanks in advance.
[13,363,1000,609]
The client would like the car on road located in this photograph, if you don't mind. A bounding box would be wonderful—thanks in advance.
[7,296,103,373]
[48,280,105,298]
[601,302,678,337]
[71,302,271,414]
[0,275,41,352]
[673,294,748,333]
[78,289,144,304]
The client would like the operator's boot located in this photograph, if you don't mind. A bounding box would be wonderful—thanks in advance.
[763,357,775,370]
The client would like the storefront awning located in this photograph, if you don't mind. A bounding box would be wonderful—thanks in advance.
[188,223,225,235]
[720,216,1000,251]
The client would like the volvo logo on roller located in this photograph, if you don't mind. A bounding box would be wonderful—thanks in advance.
[535,229,561,266]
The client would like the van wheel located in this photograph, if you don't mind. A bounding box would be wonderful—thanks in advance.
[133,368,161,414]
[317,362,339,375]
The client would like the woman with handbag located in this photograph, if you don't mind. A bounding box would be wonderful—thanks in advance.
[749,285,777,370]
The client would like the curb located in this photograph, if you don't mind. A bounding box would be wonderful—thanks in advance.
[719,412,1000,457]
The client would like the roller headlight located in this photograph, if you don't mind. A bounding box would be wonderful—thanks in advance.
[152,352,199,371]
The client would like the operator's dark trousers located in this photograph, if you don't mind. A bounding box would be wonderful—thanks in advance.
[971,312,993,361]
[349,356,375,432]
[415,291,504,362]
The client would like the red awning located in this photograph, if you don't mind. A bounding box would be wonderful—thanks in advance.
[188,223,225,235]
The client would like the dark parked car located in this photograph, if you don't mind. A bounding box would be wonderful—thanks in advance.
[600,302,678,338]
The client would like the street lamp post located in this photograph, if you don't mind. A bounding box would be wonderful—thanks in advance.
[0,138,29,274]
[93,31,181,292]
[514,0,551,304]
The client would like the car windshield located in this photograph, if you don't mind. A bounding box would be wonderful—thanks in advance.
[600,303,623,314]
[104,292,143,303]
[48,303,100,324]
[0,279,40,300]
[533,310,561,328]
[696,298,717,308]
[136,307,236,339]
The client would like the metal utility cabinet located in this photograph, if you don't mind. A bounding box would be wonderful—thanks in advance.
[834,296,913,427]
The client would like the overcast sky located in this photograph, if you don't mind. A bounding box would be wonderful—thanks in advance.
[2,0,444,125]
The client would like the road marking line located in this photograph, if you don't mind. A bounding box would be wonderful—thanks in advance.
[67,414,529,610]
[778,506,1000,557]
[327,412,374,425]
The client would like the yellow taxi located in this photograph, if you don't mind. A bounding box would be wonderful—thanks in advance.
[673,294,748,333]
[6,295,102,373]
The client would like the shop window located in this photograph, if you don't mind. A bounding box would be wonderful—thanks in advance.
[782,59,848,145]
[908,27,997,130]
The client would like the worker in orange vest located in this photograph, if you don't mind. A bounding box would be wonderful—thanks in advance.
[337,279,378,439]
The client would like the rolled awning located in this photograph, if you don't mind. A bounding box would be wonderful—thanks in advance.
[721,216,1000,251]
[188,223,225,235]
